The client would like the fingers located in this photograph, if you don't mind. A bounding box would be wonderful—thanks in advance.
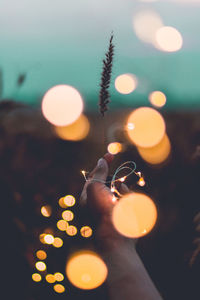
[92,158,109,182]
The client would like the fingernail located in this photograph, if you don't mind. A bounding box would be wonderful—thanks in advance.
[97,158,104,167]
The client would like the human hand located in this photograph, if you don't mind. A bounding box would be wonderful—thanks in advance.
[80,153,133,250]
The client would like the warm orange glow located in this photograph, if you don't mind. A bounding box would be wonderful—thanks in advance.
[80,226,93,238]
[137,134,171,164]
[41,205,52,217]
[126,107,166,148]
[32,273,42,282]
[115,74,137,94]
[57,220,68,231]
[54,272,64,282]
[39,233,46,244]
[54,114,90,141]
[107,142,122,155]
[133,10,163,44]
[62,210,74,221]
[58,197,67,208]
[66,225,77,236]
[36,250,47,260]
[149,91,166,108]
[66,250,108,290]
[42,85,84,126]
[46,274,56,283]
[53,237,63,248]
[53,284,65,293]
[44,234,54,244]
[155,26,183,52]
[35,261,46,271]
[112,192,157,238]
[63,195,76,207]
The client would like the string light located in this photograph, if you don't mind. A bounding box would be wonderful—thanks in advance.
[81,160,145,204]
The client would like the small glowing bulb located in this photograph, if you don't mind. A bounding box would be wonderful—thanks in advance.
[138,177,145,187]
[81,170,87,181]
[136,171,141,177]
[119,177,126,182]
[127,123,135,130]
[111,187,115,193]
[112,196,117,203]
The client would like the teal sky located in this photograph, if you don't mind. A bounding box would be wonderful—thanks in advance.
[1,0,200,111]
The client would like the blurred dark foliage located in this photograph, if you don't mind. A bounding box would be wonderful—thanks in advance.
[1,100,200,300]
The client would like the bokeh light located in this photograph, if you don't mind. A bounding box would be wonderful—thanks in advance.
[115,74,138,94]
[126,107,166,148]
[41,205,52,217]
[44,234,54,244]
[53,284,65,293]
[133,10,163,44]
[66,225,77,236]
[58,197,67,208]
[54,114,90,141]
[107,142,122,155]
[42,85,84,126]
[62,210,74,221]
[54,272,64,282]
[57,220,68,231]
[149,91,167,108]
[53,237,63,248]
[35,261,46,272]
[66,251,108,290]
[112,192,157,238]
[46,274,56,284]
[39,233,46,244]
[137,134,171,164]
[80,226,93,238]
[63,195,76,207]
[155,26,183,52]
[36,250,47,260]
[32,273,42,282]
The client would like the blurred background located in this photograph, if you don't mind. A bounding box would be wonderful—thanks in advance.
[2,0,200,300]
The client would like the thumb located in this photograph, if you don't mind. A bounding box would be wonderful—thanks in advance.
[92,158,109,182]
